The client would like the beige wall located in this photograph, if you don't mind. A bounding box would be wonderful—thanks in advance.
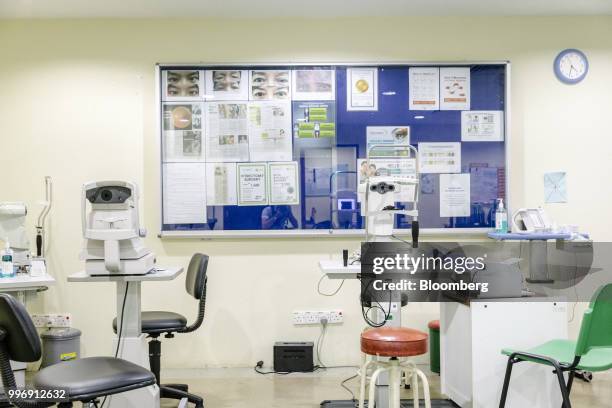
[1,17,611,368]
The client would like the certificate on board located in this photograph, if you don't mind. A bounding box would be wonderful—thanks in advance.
[237,162,268,206]
[347,68,378,111]
[440,67,470,110]
[268,162,300,205]
[409,67,440,110]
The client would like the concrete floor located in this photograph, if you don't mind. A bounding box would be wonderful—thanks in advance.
[161,367,612,408]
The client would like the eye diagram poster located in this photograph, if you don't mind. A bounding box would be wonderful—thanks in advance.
[293,102,336,138]
[237,162,268,206]
[163,162,207,224]
[162,102,204,162]
[418,142,461,173]
[205,70,249,101]
[162,70,205,101]
[347,67,378,111]
[440,67,470,110]
[268,162,300,205]
[205,103,249,162]
[440,173,470,217]
[461,111,504,142]
[206,162,238,206]
[292,69,335,101]
[366,126,410,156]
[409,67,440,111]
[248,101,292,162]
[249,70,291,100]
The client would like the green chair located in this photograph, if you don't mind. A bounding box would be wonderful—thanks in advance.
[499,283,612,408]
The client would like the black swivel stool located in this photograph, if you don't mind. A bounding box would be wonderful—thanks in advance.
[0,293,156,408]
[113,253,209,408]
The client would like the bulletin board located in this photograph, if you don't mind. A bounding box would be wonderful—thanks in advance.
[157,62,510,238]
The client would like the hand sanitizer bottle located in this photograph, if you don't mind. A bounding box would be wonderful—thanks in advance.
[1,240,15,278]
[495,199,508,233]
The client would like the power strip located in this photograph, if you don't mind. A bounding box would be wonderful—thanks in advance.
[292,310,343,325]
[31,313,72,328]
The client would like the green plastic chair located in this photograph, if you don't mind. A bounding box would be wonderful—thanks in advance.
[499,283,612,408]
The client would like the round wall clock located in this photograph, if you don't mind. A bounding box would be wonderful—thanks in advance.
[554,49,589,84]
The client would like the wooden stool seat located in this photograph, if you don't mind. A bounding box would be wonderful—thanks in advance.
[361,327,428,357]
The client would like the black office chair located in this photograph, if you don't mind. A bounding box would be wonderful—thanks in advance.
[112,253,208,408]
[0,293,156,408]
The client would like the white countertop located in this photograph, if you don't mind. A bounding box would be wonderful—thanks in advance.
[0,274,56,291]
[68,266,183,282]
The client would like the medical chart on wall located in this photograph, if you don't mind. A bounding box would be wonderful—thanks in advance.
[347,68,378,111]
[206,162,238,206]
[408,67,440,110]
[162,70,205,101]
[162,163,207,224]
[544,172,567,203]
[162,102,204,162]
[418,142,461,173]
[250,70,291,100]
[205,103,250,162]
[440,67,470,110]
[440,173,470,217]
[292,69,335,101]
[247,101,293,162]
[366,126,410,155]
[461,111,504,142]
[205,70,249,101]
[293,102,336,138]
[268,162,300,205]
[237,162,268,206]
[357,158,417,202]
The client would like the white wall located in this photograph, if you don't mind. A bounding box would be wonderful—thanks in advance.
[1,17,611,368]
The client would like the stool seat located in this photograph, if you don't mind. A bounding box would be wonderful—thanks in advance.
[361,327,428,357]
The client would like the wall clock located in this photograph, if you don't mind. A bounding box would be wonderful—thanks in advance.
[554,49,588,84]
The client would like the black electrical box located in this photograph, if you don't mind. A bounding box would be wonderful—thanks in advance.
[273,342,314,373]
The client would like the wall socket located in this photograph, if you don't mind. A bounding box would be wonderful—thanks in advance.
[31,313,72,328]
[292,310,343,325]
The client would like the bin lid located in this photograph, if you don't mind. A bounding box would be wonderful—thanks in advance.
[41,328,82,340]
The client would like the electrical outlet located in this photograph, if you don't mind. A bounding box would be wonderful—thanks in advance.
[31,313,72,328]
[292,310,343,325]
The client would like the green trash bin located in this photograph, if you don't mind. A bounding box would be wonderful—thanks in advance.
[428,320,440,374]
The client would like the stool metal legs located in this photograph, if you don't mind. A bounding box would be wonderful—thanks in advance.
[358,356,431,408]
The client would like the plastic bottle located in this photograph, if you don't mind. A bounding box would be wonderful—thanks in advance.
[495,199,508,233]
[1,240,15,278]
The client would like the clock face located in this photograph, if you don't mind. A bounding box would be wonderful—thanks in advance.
[554,49,588,84]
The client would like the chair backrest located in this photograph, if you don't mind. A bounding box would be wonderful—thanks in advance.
[575,283,612,356]
[0,293,42,363]
[185,253,209,300]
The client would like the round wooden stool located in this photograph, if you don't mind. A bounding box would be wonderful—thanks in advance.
[358,327,431,408]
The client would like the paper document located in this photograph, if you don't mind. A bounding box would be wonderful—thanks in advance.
[162,103,204,162]
[440,67,470,110]
[293,101,336,138]
[358,158,417,202]
[347,68,378,111]
[418,142,461,173]
[462,111,504,142]
[409,67,440,110]
[237,163,268,206]
[206,162,238,205]
[205,70,249,101]
[366,126,410,156]
[162,163,207,224]
[205,103,249,162]
[248,101,293,162]
[440,173,470,217]
[268,162,300,205]
[292,69,335,101]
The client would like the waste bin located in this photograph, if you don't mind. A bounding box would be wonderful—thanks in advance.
[428,320,440,374]
[40,328,81,368]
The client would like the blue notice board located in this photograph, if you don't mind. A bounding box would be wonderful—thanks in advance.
[158,63,508,237]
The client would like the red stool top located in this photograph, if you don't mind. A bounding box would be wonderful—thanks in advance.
[361,327,428,357]
[428,320,440,330]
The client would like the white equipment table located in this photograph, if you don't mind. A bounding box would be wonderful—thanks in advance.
[0,273,56,388]
[68,267,183,408]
